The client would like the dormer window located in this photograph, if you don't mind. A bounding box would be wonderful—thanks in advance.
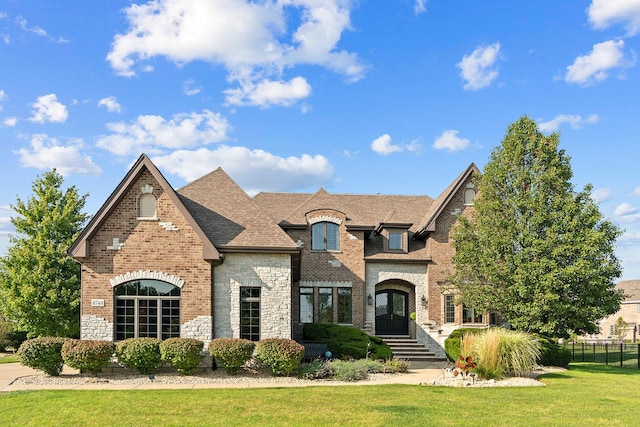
[312,222,340,251]
[388,232,403,250]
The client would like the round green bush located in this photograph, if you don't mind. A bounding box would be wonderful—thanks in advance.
[208,338,255,374]
[302,323,392,360]
[160,338,204,375]
[17,336,67,376]
[61,339,115,375]
[115,338,161,375]
[255,338,305,376]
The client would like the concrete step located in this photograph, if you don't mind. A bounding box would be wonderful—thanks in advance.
[378,336,447,361]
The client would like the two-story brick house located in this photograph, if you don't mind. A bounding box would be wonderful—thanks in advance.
[69,154,483,356]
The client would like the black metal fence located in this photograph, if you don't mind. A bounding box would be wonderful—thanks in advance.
[564,342,640,369]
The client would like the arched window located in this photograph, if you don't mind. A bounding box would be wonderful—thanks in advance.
[114,280,180,340]
[464,187,476,205]
[139,193,157,219]
[311,222,340,251]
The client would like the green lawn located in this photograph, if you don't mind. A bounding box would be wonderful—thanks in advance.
[0,363,637,426]
[0,357,17,364]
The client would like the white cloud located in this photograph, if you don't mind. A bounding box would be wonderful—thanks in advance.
[457,42,502,91]
[3,117,17,127]
[183,79,202,96]
[98,96,122,113]
[152,145,333,194]
[432,130,470,152]
[565,40,633,86]
[28,94,68,123]
[16,134,102,176]
[224,76,312,107]
[371,134,403,156]
[614,202,639,216]
[15,16,68,43]
[591,188,613,203]
[588,0,640,36]
[106,0,364,107]
[634,187,640,196]
[414,0,427,15]
[0,89,6,110]
[538,114,600,132]
[96,110,231,157]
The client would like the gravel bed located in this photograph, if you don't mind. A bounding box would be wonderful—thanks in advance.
[423,365,565,387]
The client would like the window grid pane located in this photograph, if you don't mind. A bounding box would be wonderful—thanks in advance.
[389,232,402,250]
[300,287,314,323]
[326,223,339,251]
[241,287,260,341]
[444,295,455,323]
[337,288,352,323]
[318,288,333,323]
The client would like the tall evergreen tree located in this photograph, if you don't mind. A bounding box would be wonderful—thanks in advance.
[0,170,88,337]
[450,116,623,338]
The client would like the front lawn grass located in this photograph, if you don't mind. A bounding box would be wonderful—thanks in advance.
[0,363,637,426]
[0,357,17,364]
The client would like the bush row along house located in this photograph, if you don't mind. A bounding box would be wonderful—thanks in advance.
[69,154,491,357]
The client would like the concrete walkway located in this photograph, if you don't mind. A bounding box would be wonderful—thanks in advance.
[1,361,451,392]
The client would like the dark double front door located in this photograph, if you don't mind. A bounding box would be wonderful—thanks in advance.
[375,290,408,335]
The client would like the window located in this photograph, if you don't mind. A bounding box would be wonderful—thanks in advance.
[240,287,260,341]
[300,287,314,323]
[444,294,455,323]
[318,288,333,323]
[464,187,476,205]
[312,222,340,251]
[388,232,403,251]
[115,280,180,340]
[139,193,157,218]
[337,288,352,324]
[463,305,484,323]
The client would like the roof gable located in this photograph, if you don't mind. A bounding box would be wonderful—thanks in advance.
[414,163,480,237]
[178,168,298,250]
[68,154,220,261]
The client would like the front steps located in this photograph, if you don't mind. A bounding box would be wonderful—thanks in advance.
[378,335,447,362]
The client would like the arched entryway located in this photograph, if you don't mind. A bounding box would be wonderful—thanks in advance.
[375,289,409,335]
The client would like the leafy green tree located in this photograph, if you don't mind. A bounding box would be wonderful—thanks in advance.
[0,170,88,338]
[450,116,623,338]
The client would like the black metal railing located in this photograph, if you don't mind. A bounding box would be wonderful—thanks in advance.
[564,342,640,369]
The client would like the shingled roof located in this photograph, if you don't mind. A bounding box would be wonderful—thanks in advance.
[617,280,640,302]
[178,168,298,252]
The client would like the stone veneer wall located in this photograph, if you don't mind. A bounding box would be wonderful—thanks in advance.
[213,253,292,339]
[81,315,113,341]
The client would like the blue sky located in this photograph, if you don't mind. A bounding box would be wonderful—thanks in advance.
[1,0,639,280]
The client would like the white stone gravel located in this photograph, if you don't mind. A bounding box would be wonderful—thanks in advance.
[423,365,565,387]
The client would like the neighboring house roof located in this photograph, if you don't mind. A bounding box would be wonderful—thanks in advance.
[414,163,480,238]
[178,168,299,252]
[617,280,640,302]
[68,154,220,261]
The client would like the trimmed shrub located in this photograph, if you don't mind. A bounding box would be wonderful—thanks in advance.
[208,338,255,374]
[444,328,485,361]
[17,336,66,376]
[303,323,392,360]
[536,335,571,368]
[7,330,28,351]
[160,338,204,375]
[61,339,115,375]
[255,338,304,376]
[115,338,161,375]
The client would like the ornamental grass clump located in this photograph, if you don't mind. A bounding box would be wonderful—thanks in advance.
[17,336,66,376]
[160,338,204,375]
[255,338,304,376]
[462,328,541,380]
[115,337,161,375]
[61,339,115,375]
[208,338,255,374]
